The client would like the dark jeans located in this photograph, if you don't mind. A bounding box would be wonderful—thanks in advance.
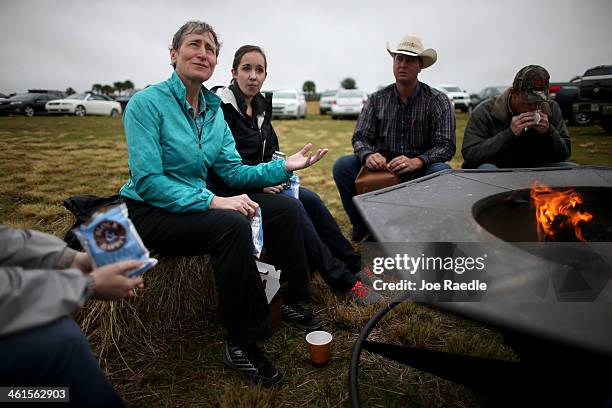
[215,188,361,293]
[297,187,360,293]
[333,154,451,237]
[0,317,124,407]
[125,195,310,346]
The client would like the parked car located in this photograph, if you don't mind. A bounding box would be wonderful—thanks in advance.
[331,89,368,119]
[469,85,508,109]
[115,89,141,111]
[319,89,337,114]
[46,92,122,117]
[573,65,612,133]
[271,90,307,119]
[435,84,471,112]
[0,92,56,116]
[28,89,64,98]
[0,92,8,99]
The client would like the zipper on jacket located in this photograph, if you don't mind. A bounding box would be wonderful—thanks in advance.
[195,116,204,150]
[261,136,266,163]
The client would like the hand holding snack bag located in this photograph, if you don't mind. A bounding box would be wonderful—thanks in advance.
[74,203,157,278]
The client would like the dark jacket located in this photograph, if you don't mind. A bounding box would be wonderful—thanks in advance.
[208,84,280,194]
[461,88,571,168]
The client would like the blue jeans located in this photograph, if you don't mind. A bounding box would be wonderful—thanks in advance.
[477,162,578,170]
[333,155,451,238]
[297,187,360,293]
[0,317,124,407]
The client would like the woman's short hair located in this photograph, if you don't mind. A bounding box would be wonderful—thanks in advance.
[232,45,267,72]
[170,21,221,68]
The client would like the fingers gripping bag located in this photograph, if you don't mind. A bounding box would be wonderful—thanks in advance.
[73,203,157,278]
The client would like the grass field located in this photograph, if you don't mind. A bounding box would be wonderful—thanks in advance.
[1,105,611,407]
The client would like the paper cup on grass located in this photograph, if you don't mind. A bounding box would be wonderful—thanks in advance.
[306,330,332,367]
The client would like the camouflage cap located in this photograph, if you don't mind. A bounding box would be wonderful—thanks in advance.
[512,65,550,103]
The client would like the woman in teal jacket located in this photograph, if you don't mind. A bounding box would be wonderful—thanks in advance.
[119,20,327,387]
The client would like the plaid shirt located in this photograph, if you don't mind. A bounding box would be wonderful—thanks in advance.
[352,82,456,165]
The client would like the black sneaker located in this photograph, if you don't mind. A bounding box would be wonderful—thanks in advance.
[281,302,322,331]
[223,343,284,386]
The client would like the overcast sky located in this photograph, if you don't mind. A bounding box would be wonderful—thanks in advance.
[1,0,611,95]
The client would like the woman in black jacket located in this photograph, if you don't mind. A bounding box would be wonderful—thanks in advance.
[210,45,381,306]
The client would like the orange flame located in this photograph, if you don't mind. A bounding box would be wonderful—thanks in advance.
[530,182,593,241]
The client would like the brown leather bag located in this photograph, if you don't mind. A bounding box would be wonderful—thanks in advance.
[354,166,401,195]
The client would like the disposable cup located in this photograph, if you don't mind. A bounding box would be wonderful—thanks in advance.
[306,330,332,367]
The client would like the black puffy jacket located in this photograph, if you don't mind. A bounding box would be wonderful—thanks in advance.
[208,84,280,194]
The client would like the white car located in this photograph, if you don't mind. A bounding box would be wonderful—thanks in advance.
[331,89,368,119]
[271,90,307,119]
[435,84,470,112]
[319,90,337,114]
[46,92,122,117]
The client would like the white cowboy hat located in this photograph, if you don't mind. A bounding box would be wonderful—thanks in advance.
[386,35,437,68]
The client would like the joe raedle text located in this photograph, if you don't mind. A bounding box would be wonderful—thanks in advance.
[373,279,488,292]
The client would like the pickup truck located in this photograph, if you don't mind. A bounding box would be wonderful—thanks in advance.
[573,65,612,133]
[549,82,591,126]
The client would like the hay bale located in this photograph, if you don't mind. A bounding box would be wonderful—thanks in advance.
[76,255,217,360]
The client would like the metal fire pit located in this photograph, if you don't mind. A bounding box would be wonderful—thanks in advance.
[349,166,612,407]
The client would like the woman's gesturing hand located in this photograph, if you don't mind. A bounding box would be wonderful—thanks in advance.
[285,143,328,172]
[210,194,260,218]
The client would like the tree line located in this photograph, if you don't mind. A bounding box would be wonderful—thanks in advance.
[63,80,136,97]
[302,77,357,101]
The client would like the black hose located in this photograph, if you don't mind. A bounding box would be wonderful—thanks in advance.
[349,295,408,408]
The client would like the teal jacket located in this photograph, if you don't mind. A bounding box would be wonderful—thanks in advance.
[119,72,291,212]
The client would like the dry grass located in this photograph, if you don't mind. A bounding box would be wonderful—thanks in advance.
[1,112,610,407]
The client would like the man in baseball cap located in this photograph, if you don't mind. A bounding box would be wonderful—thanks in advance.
[513,65,551,103]
[461,64,573,169]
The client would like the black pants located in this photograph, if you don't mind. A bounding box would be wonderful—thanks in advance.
[297,187,361,291]
[125,196,310,346]
[0,318,124,407]
[215,189,360,292]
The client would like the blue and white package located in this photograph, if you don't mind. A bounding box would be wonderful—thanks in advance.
[251,208,264,258]
[73,203,157,278]
[281,174,300,199]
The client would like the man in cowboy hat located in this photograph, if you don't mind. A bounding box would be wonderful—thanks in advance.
[461,65,572,169]
[333,34,456,242]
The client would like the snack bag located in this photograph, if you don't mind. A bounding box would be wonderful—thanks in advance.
[73,203,157,278]
[251,208,264,258]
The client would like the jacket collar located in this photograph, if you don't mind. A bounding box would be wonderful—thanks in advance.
[215,84,267,129]
[491,87,552,123]
[167,70,221,115]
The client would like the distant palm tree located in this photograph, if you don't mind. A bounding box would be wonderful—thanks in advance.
[123,80,135,92]
[302,80,316,95]
[340,77,357,90]
[91,83,102,93]
[113,81,124,96]
[101,85,114,96]
[65,87,76,96]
